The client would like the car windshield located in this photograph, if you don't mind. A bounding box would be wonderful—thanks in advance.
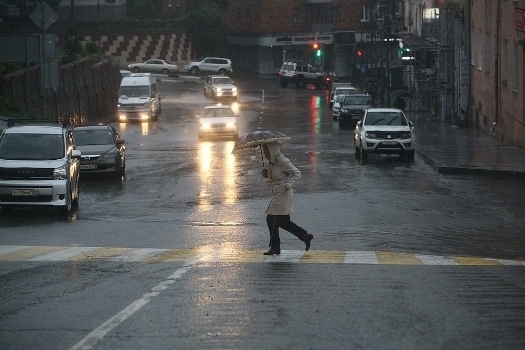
[365,112,408,126]
[73,129,114,146]
[335,95,346,102]
[0,133,64,160]
[213,78,233,85]
[343,96,372,105]
[336,88,355,95]
[119,86,150,98]
[201,108,234,118]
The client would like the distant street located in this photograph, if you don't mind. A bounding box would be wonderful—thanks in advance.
[1,75,525,350]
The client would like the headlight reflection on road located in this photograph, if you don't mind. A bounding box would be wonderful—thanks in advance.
[197,141,238,211]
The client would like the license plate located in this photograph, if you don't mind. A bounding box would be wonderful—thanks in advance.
[12,189,39,196]
[80,164,97,170]
[382,141,398,145]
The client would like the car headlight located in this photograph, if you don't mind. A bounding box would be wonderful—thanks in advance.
[215,88,222,93]
[341,108,348,113]
[54,164,67,180]
[232,87,238,92]
[365,132,377,139]
[400,132,412,139]
[226,122,236,129]
[201,123,211,130]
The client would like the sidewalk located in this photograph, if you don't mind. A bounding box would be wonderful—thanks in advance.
[414,121,525,177]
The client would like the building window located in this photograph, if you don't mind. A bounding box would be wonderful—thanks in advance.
[502,39,507,85]
[361,5,370,22]
[236,7,242,30]
[512,43,519,91]
[293,7,300,24]
[477,30,483,70]
[331,5,340,23]
[484,32,491,76]
[246,8,251,27]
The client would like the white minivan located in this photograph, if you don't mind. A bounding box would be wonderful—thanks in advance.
[117,73,161,121]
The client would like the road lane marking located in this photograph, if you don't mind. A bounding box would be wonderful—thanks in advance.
[0,245,524,267]
[376,252,424,265]
[344,251,380,264]
[0,246,67,261]
[415,254,458,265]
[69,256,199,350]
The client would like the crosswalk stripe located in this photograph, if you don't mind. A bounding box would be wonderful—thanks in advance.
[0,246,67,261]
[0,245,523,266]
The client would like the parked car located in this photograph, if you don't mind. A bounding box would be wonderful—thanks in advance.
[329,82,354,107]
[128,59,178,75]
[331,94,346,120]
[203,75,238,101]
[339,94,373,128]
[184,57,233,75]
[0,120,81,214]
[354,108,415,162]
[198,105,238,140]
[72,124,126,178]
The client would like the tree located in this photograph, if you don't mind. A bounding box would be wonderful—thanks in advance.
[182,0,228,57]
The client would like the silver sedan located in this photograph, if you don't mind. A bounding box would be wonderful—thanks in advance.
[128,59,178,75]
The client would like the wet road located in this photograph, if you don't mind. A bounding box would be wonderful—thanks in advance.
[1,76,525,349]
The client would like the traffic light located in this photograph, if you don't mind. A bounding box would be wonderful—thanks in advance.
[316,49,322,57]
[356,49,363,61]
[313,43,319,50]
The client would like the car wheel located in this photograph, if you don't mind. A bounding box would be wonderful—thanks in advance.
[161,68,169,75]
[218,69,226,75]
[360,147,368,162]
[72,179,79,209]
[116,161,126,178]
[190,67,199,75]
[355,146,361,160]
[62,189,73,214]
[132,67,140,73]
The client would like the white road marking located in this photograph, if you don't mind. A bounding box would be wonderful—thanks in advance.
[264,249,305,263]
[69,256,199,350]
[415,254,459,265]
[28,247,99,261]
[109,248,169,262]
[344,251,380,264]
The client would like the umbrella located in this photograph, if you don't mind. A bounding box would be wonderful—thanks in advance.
[231,130,290,155]
[390,90,413,99]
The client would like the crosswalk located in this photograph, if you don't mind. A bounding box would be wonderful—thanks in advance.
[0,244,524,266]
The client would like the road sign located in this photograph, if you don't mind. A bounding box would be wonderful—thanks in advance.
[29,2,58,31]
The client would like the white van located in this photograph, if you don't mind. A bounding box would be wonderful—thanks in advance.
[117,73,161,121]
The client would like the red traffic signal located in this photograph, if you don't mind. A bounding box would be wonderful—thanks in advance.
[356,50,363,57]
[313,43,319,49]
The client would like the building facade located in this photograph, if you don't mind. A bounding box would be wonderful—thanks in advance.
[224,0,368,77]
[470,0,525,148]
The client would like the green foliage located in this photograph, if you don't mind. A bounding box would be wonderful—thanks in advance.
[83,42,101,61]
[0,94,27,119]
[185,0,228,57]
[127,0,162,19]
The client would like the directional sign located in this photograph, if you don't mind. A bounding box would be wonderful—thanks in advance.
[29,1,58,31]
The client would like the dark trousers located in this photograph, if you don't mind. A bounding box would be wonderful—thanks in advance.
[266,214,307,248]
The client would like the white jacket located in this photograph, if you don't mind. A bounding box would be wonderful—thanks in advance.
[263,142,301,215]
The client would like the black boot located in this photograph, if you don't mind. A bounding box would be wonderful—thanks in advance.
[263,247,281,255]
[302,233,313,251]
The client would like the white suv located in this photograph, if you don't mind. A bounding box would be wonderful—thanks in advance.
[0,121,81,214]
[184,57,233,75]
[354,108,415,162]
[278,61,329,89]
[203,75,238,101]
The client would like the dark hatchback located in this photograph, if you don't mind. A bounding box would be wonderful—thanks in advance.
[72,124,126,177]
[338,94,374,128]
